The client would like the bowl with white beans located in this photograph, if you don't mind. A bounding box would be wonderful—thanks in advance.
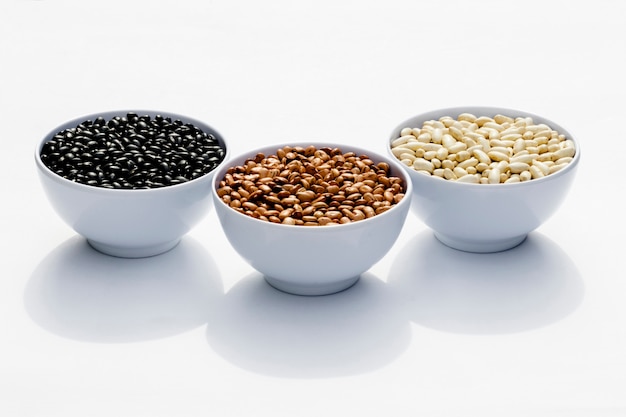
[388,106,580,253]
[211,142,412,296]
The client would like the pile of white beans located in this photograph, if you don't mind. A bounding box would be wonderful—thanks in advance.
[390,113,576,184]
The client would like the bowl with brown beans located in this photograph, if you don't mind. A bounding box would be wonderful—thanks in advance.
[388,106,580,253]
[212,142,412,296]
[36,110,229,258]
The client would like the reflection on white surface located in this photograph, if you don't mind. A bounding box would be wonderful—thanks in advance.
[388,231,585,334]
[205,273,412,378]
[24,236,223,343]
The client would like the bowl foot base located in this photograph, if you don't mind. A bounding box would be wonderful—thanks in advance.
[434,233,527,253]
[264,275,360,296]
[87,238,181,258]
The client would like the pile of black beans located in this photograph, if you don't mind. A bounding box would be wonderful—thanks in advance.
[40,112,226,189]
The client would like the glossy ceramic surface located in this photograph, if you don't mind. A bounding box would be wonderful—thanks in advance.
[35,110,229,258]
[212,142,412,296]
[389,106,580,253]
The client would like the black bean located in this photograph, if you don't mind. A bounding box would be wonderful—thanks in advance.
[144,153,158,163]
[107,118,119,129]
[47,152,61,161]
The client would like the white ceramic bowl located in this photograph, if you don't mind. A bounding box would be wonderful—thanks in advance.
[35,110,229,258]
[211,142,413,296]
[388,106,580,253]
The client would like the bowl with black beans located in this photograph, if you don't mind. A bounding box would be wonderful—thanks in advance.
[36,110,228,258]
[211,142,412,296]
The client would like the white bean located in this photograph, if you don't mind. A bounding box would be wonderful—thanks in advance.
[399,152,416,162]
[413,158,434,173]
[494,114,514,124]
[509,162,530,174]
[465,131,486,142]
[443,168,457,180]
[529,165,544,179]
[442,159,455,170]
[456,150,471,162]
[554,147,576,159]
[458,157,479,169]
[488,168,501,184]
[490,146,513,156]
[417,132,432,143]
[491,139,515,148]
[484,121,504,131]
[457,173,480,183]
[533,160,550,176]
[458,113,477,122]
[442,134,457,149]
[453,166,469,178]
[391,147,406,158]
[548,163,564,174]
[472,148,490,165]
[447,142,467,154]
[487,150,509,162]
[555,156,573,165]
[432,128,443,142]
[402,141,425,151]
[449,126,464,140]
[510,153,538,164]
[391,136,408,147]
[436,147,449,160]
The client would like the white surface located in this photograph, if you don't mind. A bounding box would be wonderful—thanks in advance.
[1,1,624,416]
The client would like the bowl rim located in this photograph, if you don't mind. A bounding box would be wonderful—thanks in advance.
[35,109,230,194]
[211,141,413,231]
[388,106,580,189]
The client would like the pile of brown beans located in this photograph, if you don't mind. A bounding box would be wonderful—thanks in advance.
[216,145,405,226]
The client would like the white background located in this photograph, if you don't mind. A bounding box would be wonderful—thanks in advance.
[1,1,625,416]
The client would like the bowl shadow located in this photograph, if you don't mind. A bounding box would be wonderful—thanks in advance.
[205,272,412,378]
[387,231,585,334]
[24,235,223,343]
